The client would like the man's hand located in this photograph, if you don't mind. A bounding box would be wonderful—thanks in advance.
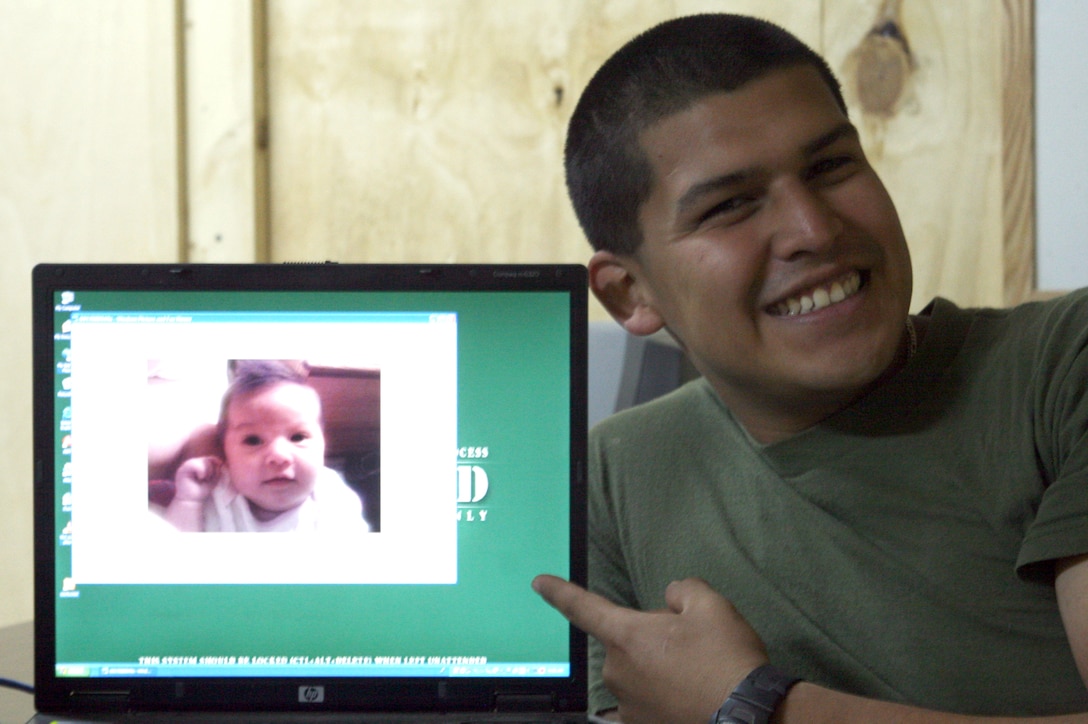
[532,575,769,724]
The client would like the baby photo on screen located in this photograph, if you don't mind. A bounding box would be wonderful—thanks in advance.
[147,359,381,534]
[70,310,457,585]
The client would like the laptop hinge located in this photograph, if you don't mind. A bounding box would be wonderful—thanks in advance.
[494,693,555,712]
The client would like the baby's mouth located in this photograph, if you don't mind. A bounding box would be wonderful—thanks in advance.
[769,270,863,317]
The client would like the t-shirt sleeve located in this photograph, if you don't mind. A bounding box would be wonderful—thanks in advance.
[1017,291,1088,579]
[586,426,636,715]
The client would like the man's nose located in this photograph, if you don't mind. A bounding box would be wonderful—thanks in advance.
[768,180,843,259]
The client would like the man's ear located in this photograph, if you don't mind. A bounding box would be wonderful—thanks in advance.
[588,250,666,337]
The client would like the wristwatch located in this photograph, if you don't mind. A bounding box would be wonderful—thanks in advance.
[710,664,800,724]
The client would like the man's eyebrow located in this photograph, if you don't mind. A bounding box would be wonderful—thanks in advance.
[673,123,861,217]
[803,122,860,156]
[675,169,753,217]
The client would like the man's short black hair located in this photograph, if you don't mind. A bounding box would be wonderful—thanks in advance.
[565,13,846,255]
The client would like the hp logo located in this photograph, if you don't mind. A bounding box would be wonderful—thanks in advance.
[299,685,325,703]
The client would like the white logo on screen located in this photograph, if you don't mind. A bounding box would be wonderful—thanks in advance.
[456,465,489,503]
[299,685,324,703]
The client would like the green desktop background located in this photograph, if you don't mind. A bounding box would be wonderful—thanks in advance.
[52,290,574,669]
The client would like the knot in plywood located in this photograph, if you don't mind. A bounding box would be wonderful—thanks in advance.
[855,22,912,117]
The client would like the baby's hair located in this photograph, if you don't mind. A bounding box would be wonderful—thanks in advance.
[227,359,310,389]
[216,360,316,444]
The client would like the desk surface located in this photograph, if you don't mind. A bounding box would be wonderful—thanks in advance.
[0,621,34,724]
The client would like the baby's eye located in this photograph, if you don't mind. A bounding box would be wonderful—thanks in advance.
[290,432,310,443]
[242,435,263,447]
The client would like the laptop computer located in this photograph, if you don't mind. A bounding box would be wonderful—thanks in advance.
[30,262,588,722]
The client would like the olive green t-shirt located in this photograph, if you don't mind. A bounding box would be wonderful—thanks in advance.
[588,292,1088,716]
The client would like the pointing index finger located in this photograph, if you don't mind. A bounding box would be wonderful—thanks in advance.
[532,574,624,643]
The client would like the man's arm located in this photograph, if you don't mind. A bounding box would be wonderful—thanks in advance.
[777,553,1088,723]
[1057,554,1088,683]
[533,570,1088,724]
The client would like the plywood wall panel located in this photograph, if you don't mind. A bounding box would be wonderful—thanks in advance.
[183,0,264,262]
[264,0,819,266]
[0,0,1029,630]
[825,0,1006,310]
[0,0,181,627]
[1001,0,1037,304]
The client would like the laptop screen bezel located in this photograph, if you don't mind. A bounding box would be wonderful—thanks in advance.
[32,263,588,715]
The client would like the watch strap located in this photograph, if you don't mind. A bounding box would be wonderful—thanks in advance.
[710,664,800,724]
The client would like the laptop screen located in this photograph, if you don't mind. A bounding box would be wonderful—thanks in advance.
[33,264,587,713]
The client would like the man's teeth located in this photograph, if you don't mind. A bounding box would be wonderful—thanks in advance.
[773,272,861,316]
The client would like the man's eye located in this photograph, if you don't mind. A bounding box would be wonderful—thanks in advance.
[807,156,855,182]
[699,196,755,224]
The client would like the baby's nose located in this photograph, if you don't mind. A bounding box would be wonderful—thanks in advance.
[266,438,293,465]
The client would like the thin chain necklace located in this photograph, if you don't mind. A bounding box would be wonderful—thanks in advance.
[905,316,918,360]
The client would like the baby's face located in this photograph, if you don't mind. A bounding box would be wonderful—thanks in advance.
[221,382,326,521]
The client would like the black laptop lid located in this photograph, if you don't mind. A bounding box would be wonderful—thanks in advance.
[32,263,587,716]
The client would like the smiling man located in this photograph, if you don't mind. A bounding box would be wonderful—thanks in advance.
[607,63,913,444]
[533,13,1088,724]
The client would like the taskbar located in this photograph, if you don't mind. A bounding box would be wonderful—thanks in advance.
[56,662,571,679]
